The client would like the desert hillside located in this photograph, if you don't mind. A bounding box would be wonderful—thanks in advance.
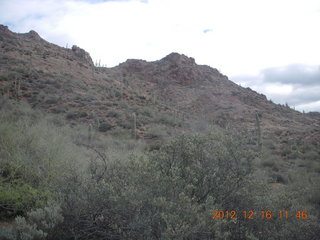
[0,25,319,144]
[0,25,319,240]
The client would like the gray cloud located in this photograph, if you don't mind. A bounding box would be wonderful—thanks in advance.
[261,64,320,86]
[285,85,320,106]
[231,64,320,112]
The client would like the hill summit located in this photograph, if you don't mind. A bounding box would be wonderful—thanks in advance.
[0,25,319,144]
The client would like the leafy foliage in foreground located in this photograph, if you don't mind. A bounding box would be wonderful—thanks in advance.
[0,98,319,239]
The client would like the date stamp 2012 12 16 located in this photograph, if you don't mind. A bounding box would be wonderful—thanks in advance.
[211,210,308,220]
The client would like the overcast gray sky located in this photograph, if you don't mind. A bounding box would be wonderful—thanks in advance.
[1,0,320,112]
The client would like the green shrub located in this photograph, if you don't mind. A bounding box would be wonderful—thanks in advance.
[153,112,177,126]
[0,202,63,240]
[65,111,78,119]
[0,180,50,219]
[263,138,277,150]
[118,119,132,129]
[98,122,113,132]
[145,124,168,139]
[106,110,120,118]
[65,111,87,119]
[44,97,59,104]
[261,157,276,168]
[303,150,319,161]
[0,97,88,206]
[1,97,320,239]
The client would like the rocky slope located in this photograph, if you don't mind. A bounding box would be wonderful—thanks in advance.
[0,25,319,144]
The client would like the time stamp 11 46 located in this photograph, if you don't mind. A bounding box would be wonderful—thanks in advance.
[211,210,309,220]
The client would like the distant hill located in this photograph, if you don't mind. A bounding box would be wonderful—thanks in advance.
[0,25,319,144]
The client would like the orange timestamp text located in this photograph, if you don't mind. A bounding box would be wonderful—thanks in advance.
[211,210,308,220]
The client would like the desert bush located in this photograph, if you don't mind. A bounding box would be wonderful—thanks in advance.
[260,153,280,169]
[145,124,169,139]
[142,131,257,239]
[44,97,59,104]
[118,119,132,129]
[51,106,66,114]
[65,111,87,119]
[280,145,292,157]
[1,97,320,239]
[46,129,257,239]
[135,113,151,125]
[261,158,276,168]
[98,121,113,132]
[137,106,155,118]
[0,98,88,218]
[303,149,319,162]
[0,178,50,219]
[0,202,63,240]
[106,110,120,118]
[152,112,177,126]
[263,138,277,150]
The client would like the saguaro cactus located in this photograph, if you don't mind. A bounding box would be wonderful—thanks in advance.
[13,79,21,99]
[255,113,262,151]
[152,94,156,104]
[88,123,93,144]
[132,113,137,139]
